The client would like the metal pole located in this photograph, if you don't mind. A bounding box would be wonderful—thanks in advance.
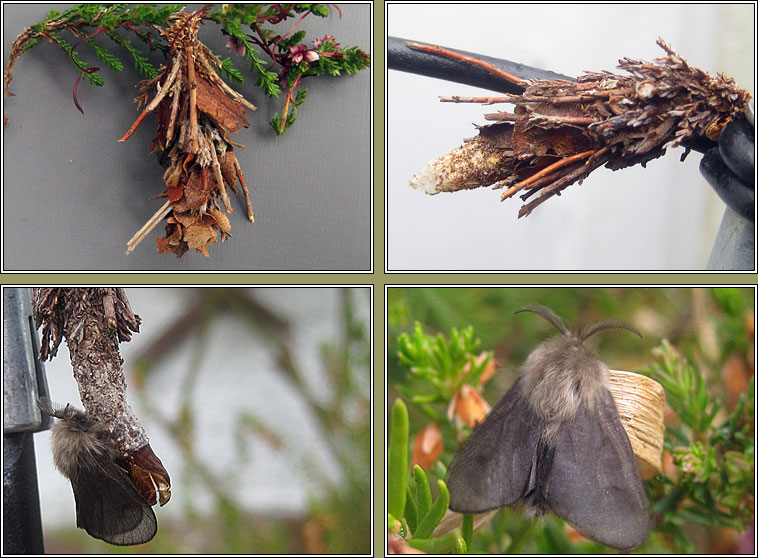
[3,287,49,554]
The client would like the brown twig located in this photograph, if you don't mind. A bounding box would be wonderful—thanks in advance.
[185,46,199,153]
[500,150,596,200]
[234,155,254,222]
[208,136,232,213]
[440,95,513,104]
[119,57,181,142]
[125,200,172,254]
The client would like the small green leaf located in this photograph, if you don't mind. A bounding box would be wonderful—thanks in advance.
[413,465,432,521]
[404,483,418,533]
[220,57,245,84]
[309,4,329,17]
[86,38,123,72]
[278,29,307,49]
[413,479,450,539]
[294,87,308,107]
[388,398,409,520]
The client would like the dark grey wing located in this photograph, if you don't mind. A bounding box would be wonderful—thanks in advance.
[447,376,541,513]
[544,388,651,550]
[72,457,157,545]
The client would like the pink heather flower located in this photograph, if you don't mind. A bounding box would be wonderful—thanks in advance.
[313,35,337,49]
[289,44,306,63]
[225,36,246,56]
[289,44,318,64]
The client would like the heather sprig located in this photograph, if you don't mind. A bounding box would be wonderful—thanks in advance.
[5,3,369,133]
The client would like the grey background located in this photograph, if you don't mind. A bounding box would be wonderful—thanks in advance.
[3,4,371,271]
[387,4,755,271]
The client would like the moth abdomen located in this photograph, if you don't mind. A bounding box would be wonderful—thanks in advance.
[521,436,555,516]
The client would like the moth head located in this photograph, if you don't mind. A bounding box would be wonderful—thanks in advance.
[38,398,104,432]
[514,304,642,426]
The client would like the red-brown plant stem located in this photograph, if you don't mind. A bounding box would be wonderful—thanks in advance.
[272,10,310,49]
[119,58,182,142]
[518,148,610,218]
[279,75,302,134]
[118,110,150,141]
[406,41,527,88]
[501,150,596,200]
[68,22,131,113]
[440,95,512,104]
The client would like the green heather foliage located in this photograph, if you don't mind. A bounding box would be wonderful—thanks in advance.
[12,4,368,134]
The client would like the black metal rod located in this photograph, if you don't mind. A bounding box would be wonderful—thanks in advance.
[3,434,45,554]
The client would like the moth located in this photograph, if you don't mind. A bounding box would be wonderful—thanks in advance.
[37,397,157,545]
[446,304,651,550]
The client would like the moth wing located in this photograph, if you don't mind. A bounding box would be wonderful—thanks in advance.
[72,456,157,546]
[544,388,651,550]
[447,376,541,513]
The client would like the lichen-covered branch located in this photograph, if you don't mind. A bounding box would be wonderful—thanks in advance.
[33,287,144,451]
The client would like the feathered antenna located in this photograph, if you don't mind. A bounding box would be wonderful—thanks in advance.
[514,304,571,337]
[515,303,641,341]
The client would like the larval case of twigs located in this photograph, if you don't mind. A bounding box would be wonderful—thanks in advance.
[121,9,257,257]
[410,39,751,218]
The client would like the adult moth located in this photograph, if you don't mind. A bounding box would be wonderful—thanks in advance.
[37,397,158,546]
[446,304,651,550]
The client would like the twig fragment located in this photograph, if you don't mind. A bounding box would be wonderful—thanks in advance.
[125,200,172,255]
